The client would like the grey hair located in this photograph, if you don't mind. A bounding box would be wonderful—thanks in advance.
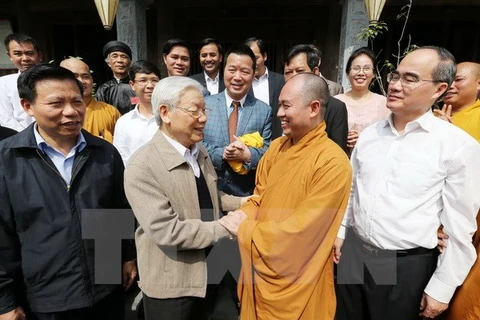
[104,52,131,63]
[151,76,204,126]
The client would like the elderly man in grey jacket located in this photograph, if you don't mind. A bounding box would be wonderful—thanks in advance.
[125,76,246,320]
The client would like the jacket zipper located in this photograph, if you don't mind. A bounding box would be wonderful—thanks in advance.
[36,149,70,191]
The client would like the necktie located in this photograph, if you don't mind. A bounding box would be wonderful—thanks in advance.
[228,101,240,142]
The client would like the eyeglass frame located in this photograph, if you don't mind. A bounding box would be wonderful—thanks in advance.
[132,78,160,87]
[386,72,443,90]
[350,65,374,73]
[175,106,210,119]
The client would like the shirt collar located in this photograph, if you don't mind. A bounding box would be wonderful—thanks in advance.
[254,67,269,82]
[161,131,199,159]
[132,103,154,120]
[384,110,434,134]
[34,123,86,154]
[204,71,219,83]
[225,91,247,108]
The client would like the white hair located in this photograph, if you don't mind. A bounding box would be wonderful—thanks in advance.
[151,76,205,126]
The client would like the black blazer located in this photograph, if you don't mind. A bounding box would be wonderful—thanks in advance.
[190,72,225,94]
[249,70,285,139]
[324,97,348,153]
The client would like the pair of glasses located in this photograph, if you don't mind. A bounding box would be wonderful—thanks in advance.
[176,107,210,119]
[350,65,373,73]
[133,78,160,87]
[386,72,442,90]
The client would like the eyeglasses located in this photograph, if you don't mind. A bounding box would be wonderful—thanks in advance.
[176,107,210,119]
[350,65,373,73]
[386,72,442,90]
[133,78,160,87]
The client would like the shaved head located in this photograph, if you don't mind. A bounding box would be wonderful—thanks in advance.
[60,58,93,99]
[443,61,480,111]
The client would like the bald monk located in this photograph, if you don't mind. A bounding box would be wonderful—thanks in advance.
[60,58,121,143]
[435,61,480,142]
[436,62,480,320]
[219,73,352,319]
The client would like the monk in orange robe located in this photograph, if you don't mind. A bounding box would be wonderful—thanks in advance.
[60,58,121,143]
[436,62,480,320]
[219,73,352,320]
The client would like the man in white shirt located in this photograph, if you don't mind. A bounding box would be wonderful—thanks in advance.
[244,37,284,112]
[334,46,480,320]
[113,60,160,164]
[190,38,225,95]
[0,33,42,132]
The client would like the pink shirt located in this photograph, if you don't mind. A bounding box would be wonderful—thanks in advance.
[334,92,390,132]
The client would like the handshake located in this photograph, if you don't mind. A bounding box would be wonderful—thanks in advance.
[218,210,247,237]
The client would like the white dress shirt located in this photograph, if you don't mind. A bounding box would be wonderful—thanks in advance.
[0,72,34,131]
[252,67,269,105]
[162,131,200,177]
[113,104,158,165]
[339,110,480,303]
[204,71,220,95]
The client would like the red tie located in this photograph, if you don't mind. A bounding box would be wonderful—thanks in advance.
[229,101,240,142]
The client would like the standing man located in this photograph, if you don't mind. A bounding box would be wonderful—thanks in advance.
[190,38,225,95]
[96,40,136,115]
[437,62,480,142]
[203,45,272,197]
[0,33,42,131]
[162,38,191,77]
[220,73,352,319]
[113,60,160,164]
[60,58,121,143]
[283,44,348,150]
[244,37,285,112]
[0,64,136,319]
[335,46,480,320]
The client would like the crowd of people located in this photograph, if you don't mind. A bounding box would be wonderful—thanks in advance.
[0,32,479,320]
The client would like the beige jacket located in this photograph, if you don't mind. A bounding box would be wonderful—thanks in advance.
[125,130,241,299]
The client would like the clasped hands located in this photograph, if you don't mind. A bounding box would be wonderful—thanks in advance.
[218,210,247,237]
[222,136,251,163]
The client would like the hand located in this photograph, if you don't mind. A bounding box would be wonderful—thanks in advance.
[218,210,247,236]
[433,104,453,123]
[333,237,344,264]
[122,259,137,291]
[240,196,251,206]
[0,307,26,320]
[222,136,252,162]
[346,130,359,149]
[437,226,449,254]
[419,293,448,318]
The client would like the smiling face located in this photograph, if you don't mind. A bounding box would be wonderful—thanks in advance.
[224,53,255,100]
[106,51,131,79]
[7,40,42,72]
[22,79,85,143]
[387,49,448,119]
[165,88,206,148]
[130,72,160,106]
[443,62,480,110]
[60,58,93,99]
[347,54,375,91]
[283,53,317,82]
[199,43,222,77]
[163,46,191,76]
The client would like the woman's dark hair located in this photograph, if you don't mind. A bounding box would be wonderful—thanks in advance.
[345,47,377,75]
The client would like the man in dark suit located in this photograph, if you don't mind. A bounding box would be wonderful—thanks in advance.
[190,38,225,95]
[283,44,348,152]
[245,37,285,136]
[203,45,272,197]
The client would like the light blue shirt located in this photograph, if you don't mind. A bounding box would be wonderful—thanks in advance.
[225,91,247,121]
[34,124,87,185]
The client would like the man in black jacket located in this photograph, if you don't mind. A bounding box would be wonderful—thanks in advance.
[96,40,136,115]
[0,64,136,319]
[283,44,348,152]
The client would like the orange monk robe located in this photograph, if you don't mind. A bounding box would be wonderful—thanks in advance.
[451,99,480,142]
[237,122,352,320]
[438,100,480,320]
[83,99,121,143]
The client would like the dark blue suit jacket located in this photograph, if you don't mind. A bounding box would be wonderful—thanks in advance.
[203,92,272,196]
